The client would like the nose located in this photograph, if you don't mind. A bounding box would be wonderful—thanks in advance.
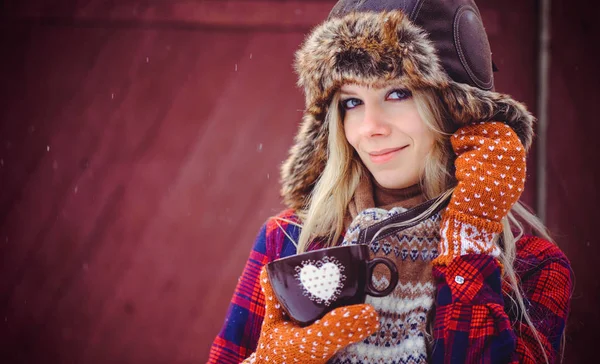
[361,103,391,137]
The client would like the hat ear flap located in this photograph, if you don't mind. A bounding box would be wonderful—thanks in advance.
[280,112,329,211]
[439,82,535,150]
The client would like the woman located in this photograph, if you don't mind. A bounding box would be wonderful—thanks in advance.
[208,0,572,363]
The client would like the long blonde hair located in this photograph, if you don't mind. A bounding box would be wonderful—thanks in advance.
[291,86,560,363]
[297,87,454,251]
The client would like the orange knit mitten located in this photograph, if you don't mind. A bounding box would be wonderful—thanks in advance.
[242,266,380,363]
[433,122,526,266]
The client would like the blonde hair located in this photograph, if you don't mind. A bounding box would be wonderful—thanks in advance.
[287,86,561,363]
[297,87,454,251]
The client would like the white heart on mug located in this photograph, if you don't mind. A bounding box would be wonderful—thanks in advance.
[298,261,343,302]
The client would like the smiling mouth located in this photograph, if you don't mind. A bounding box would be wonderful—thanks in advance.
[368,146,408,163]
[369,146,407,156]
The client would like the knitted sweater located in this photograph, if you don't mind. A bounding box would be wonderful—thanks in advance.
[331,204,443,363]
[208,208,572,363]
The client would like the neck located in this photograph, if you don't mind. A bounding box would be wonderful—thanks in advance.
[373,180,425,210]
[348,172,426,222]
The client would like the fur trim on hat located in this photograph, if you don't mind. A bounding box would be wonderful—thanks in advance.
[280,10,534,211]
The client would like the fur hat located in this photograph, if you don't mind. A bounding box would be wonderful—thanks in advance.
[280,0,535,211]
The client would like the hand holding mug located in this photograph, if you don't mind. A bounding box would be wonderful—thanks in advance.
[266,244,398,325]
[244,267,380,364]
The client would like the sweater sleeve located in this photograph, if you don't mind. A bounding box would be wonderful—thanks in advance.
[431,236,572,363]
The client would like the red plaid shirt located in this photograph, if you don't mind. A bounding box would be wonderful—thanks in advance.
[208,210,572,363]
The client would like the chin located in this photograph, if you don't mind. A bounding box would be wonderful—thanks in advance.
[380,182,414,189]
[374,175,418,190]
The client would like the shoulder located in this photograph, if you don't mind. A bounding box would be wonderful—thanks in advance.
[515,235,570,266]
[261,209,302,260]
[513,235,573,290]
[264,208,302,235]
[509,235,573,329]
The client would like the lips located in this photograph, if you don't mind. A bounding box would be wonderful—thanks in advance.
[368,146,408,164]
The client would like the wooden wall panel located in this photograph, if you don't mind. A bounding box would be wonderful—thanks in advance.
[479,0,539,208]
[0,17,307,363]
[3,0,333,30]
[546,0,600,362]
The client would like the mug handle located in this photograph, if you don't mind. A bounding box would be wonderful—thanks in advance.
[365,257,399,297]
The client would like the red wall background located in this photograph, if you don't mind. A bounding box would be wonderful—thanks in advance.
[0,0,598,363]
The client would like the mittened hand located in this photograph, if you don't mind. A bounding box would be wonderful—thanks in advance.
[245,266,380,363]
[434,122,526,266]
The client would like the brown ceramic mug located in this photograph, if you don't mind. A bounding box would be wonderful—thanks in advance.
[266,244,398,326]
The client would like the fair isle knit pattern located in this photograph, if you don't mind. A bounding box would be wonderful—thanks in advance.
[331,207,442,364]
[438,218,500,259]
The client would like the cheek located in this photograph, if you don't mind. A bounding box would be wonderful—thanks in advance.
[410,125,436,168]
[419,130,436,154]
[410,117,435,149]
[343,120,359,150]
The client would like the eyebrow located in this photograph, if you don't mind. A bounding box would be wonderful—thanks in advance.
[339,88,358,96]
[340,83,408,97]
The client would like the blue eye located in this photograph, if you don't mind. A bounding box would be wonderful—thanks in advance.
[341,98,363,110]
[387,89,412,100]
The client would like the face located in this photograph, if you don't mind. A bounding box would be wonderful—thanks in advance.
[341,83,435,189]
